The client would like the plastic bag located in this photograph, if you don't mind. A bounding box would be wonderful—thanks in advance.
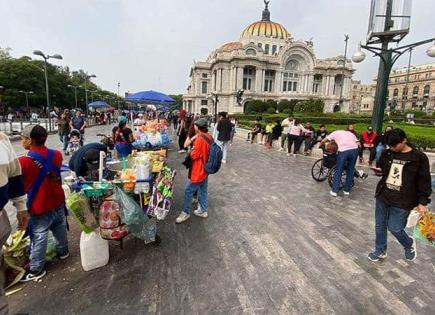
[406,209,420,228]
[66,192,98,233]
[114,186,156,242]
[413,211,435,246]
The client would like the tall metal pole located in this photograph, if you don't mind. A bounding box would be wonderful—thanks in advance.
[371,0,393,134]
[84,78,88,117]
[42,59,52,132]
[74,86,78,108]
[117,82,120,109]
[403,48,413,111]
[24,92,29,114]
[339,34,350,110]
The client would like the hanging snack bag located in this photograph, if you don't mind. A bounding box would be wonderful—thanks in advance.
[99,199,129,241]
[67,192,99,234]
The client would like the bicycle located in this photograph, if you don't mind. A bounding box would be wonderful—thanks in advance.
[97,134,115,158]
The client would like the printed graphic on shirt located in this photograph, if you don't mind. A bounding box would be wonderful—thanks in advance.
[386,159,408,191]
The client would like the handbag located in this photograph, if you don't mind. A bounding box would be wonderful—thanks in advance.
[182,154,192,169]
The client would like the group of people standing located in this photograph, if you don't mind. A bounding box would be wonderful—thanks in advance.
[57,109,87,152]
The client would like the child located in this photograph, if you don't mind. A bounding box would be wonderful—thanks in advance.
[262,122,274,145]
[19,125,68,282]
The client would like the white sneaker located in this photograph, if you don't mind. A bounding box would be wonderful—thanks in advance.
[287,153,290,157]
[175,212,190,224]
[343,191,350,196]
[194,209,208,218]
[178,149,187,153]
[221,159,227,164]
[278,148,284,152]
[330,191,338,197]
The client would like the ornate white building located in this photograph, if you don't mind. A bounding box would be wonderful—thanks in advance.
[183,1,354,114]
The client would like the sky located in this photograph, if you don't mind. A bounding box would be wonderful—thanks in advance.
[1,0,434,95]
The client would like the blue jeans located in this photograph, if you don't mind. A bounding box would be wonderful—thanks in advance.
[183,178,208,214]
[59,134,69,151]
[30,205,69,273]
[374,198,412,254]
[374,144,385,164]
[332,148,358,193]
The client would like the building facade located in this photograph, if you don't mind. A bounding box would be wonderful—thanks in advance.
[354,63,435,114]
[350,80,376,113]
[183,1,354,115]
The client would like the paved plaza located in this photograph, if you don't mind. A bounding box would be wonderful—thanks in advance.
[6,125,435,315]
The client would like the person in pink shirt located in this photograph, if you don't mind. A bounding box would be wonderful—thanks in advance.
[321,129,360,196]
[287,119,311,156]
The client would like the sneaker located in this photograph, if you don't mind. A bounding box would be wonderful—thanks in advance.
[329,191,338,197]
[58,252,70,260]
[367,251,387,262]
[194,209,208,218]
[343,191,350,196]
[20,269,47,282]
[221,159,227,164]
[178,149,187,154]
[175,212,190,224]
[286,153,290,157]
[278,148,284,152]
[405,239,417,261]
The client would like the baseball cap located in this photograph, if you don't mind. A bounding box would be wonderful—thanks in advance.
[194,118,208,128]
[21,125,48,142]
[367,125,373,130]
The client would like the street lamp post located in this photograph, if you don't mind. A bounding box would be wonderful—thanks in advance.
[33,50,63,132]
[117,82,120,109]
[352,0,435,133]
[208,93,219,123]
[19,90,34,115]
[67,84,79,108]
[84,73,96,116]
[338,35,350,111]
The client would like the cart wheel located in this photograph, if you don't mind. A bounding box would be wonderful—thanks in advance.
[152,234,161,247]
[328,166,354,189]
[311,158,328,182]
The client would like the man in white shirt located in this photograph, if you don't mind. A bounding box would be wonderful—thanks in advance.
[278,115,294,151]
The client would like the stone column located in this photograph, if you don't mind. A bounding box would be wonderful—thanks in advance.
[238,67,244,91]
[329,76,336,96]
[307,75,314,94]
[255,68,262,92]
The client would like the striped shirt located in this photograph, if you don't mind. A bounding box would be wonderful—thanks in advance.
[0,132,26,212]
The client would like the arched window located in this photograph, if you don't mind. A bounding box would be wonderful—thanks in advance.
[264,44,270,54]
[243,66,256,91]
[283,60,300,92]
[402,87,408,99]
[412,86,419,98]
[246,48,256,56]
[423,85,430,97]
[312,74,323,94]
[272,45,277,55]
[257,43,262,49]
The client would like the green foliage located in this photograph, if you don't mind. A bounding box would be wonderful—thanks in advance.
[245,100,277,113]
[266,107,276,114]
[0,52,119,113]
[169,94,182,111]
[294,98,324,113]
[277,100,299,113]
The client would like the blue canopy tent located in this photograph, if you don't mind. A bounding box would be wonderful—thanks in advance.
[88,101,109,109]
[125,90,175,112]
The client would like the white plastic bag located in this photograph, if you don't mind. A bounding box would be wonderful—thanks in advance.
[406,209,420,228]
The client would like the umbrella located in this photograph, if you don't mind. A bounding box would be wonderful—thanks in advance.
[88,101,109,108]
[125,90,175,105]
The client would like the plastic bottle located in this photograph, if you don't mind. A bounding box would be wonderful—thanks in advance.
[79,230,109,271]
[134,155,150,194]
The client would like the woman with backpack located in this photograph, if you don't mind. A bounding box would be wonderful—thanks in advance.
[112,116,134,158]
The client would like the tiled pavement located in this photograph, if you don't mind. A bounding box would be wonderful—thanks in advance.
[7,125,435,315]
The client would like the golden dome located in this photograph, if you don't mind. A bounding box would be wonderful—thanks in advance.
[241,20,289,40]
[220,42,243,51]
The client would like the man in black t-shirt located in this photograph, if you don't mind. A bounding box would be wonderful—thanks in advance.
[368,129,432,262]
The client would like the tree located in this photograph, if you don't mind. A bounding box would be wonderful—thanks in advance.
[0,50,119,113]
[277,100,299,113]
[294,98,324,113]
[169,94,182,111]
